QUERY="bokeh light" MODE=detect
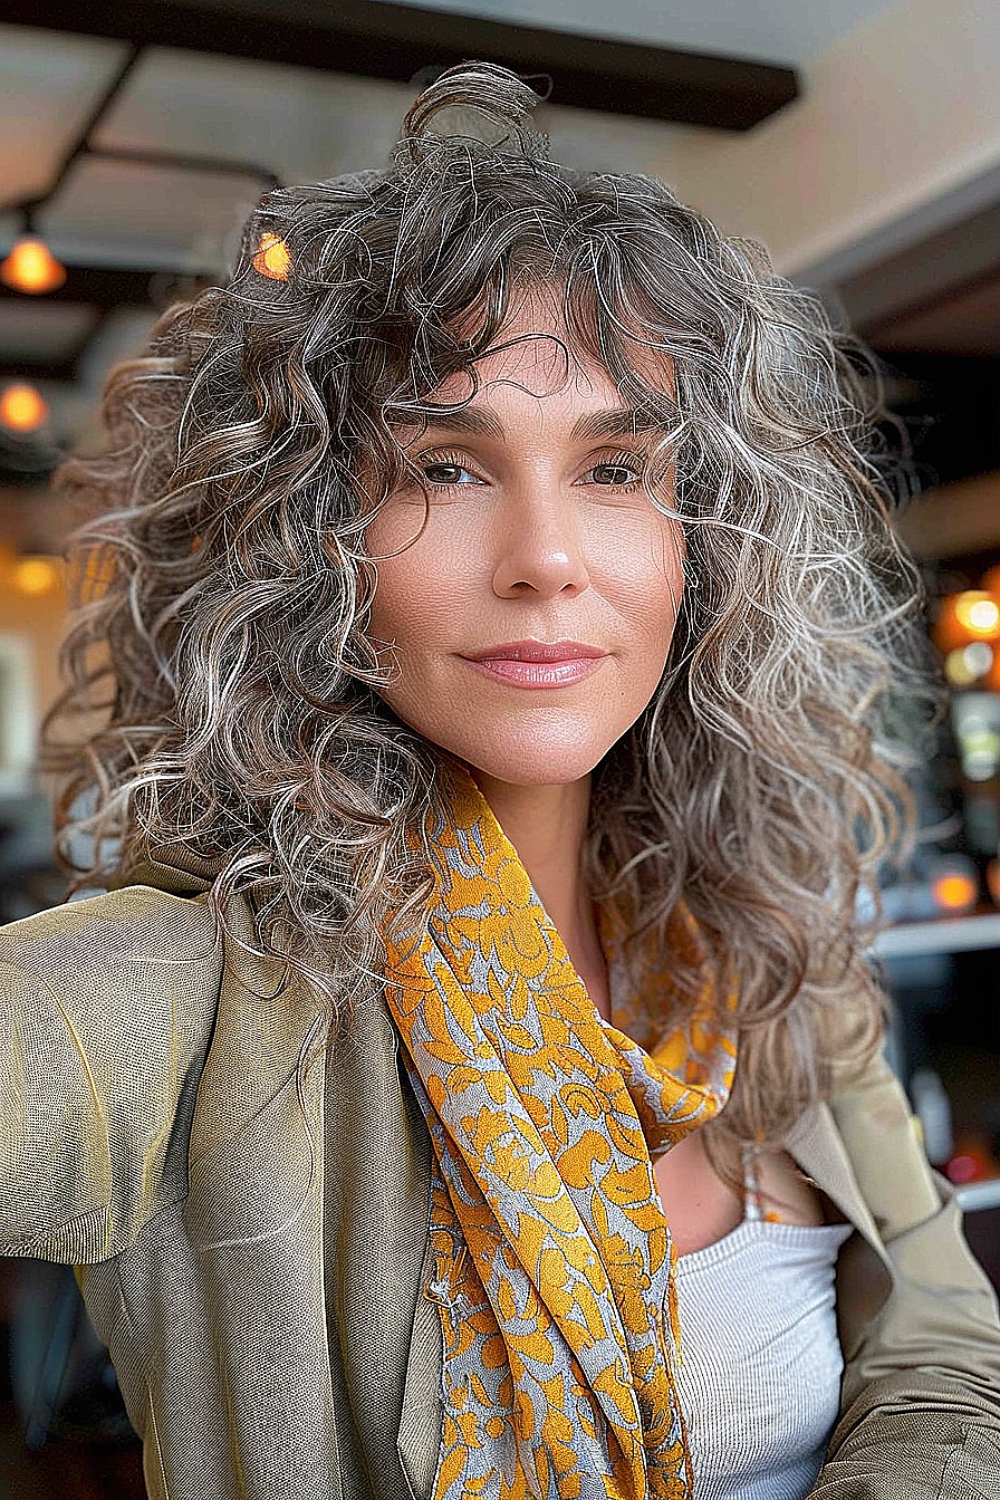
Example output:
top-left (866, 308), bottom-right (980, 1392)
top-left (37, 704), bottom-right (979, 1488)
top-left (935, 590), bottom-right (1000, 653)
top-left (0, 234), bottom-right (67, 293)
top-left (14, 554), bottom-right (62, 595)
top-left (0, 382), bottom-right (48, 432)
top-left (932, 871), bottom-right (979, 912)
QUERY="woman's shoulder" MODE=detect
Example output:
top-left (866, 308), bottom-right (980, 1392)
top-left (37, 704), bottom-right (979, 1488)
top-left (0, 883), bottom-right (221, 1004)
top-left (0, 885), bottom-right (226, 1261)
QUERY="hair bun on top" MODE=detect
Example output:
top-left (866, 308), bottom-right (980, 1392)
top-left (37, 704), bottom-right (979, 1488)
top-left (391, 59), bottom-right (552, 165)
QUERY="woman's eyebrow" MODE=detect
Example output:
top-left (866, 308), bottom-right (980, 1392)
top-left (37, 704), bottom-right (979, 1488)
top-left (413, 405), bottom-right (663, 441)
top-left (571, 407), bottom-right (664, 441)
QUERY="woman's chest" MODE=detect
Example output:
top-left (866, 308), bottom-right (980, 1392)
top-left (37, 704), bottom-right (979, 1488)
top-left (652, 1129), bottom-right (828, 1256)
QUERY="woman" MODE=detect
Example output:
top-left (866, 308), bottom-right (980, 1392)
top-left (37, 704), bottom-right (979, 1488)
top-left (1, 60), bottom-right (998, 1500)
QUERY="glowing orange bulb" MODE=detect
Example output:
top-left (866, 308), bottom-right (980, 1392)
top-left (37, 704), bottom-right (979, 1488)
top-left (935, 591), bottom-right (1000, 652)
top-left (14, 555), bottom-right (61, 595)
top-left (954, 591), bottom-right (1000, 637)
top-left (0, 234), bottom-right (66, 294)
top-left (987, 859), bottom-right (1000, 907)
top-left (932, 872), bottom-right (979, 912)
top-left (252, 232), bottom-right (291, 281)
top-left (0, 382), bottom-right (48, 432)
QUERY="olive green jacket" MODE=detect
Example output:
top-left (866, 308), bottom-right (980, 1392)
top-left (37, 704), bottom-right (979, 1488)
top-left (1, 860), bottom-right (999, 1499)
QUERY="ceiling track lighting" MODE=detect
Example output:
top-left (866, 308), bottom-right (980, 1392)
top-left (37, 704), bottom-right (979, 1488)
top-left (0, 44), bottom-right (281, 297)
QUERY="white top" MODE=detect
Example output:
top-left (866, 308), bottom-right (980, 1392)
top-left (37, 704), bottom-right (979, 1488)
top-left (670, 1155), bottom-right (853, 1500)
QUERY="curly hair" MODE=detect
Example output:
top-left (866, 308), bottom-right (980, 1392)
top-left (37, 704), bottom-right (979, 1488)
top-left (46, 60), bottom-right (935, 1149)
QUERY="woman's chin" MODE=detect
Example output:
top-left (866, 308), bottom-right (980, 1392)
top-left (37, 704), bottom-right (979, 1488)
top-left (378, 694), bottom-right (637, 789)
top-left (450, 739), bottom-right (614, 790)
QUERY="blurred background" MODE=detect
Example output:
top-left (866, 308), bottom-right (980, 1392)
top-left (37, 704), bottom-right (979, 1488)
top-left (0, 1), bottom-right (998, 1494)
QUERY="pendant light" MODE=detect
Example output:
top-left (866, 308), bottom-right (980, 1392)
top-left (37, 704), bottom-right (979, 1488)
top-left (0, 382), bottom-right (49, 432)
top-left (0, 214), bottom-right (66, 294)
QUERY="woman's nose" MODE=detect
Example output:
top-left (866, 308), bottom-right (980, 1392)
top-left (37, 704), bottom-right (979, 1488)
top-left (491, 491), bottom-right (591, 599)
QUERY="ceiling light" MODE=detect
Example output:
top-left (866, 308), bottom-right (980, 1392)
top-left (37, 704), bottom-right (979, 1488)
top-left (0, 382), bottom-right (49, 432)
top-left (253, 232), bottom-right (291, 281)
top-left (0, 233), bottom-right (66, 294)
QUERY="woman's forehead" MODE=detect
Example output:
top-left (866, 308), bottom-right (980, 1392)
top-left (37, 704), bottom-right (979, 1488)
top-left (434, 289), bottom-right (675, 408)
top-left (433, 334), bottom-right (616, 405)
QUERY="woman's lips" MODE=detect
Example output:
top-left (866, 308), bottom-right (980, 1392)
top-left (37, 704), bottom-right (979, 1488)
top-left (461, 640), bottom-right (608, 689)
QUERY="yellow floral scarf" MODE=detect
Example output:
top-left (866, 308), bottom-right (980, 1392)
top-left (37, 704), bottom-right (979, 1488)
top-left (383, 773), bottom-right (737, 1499)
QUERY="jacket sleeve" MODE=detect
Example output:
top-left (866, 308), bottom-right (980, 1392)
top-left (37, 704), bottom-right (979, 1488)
top-left (809, 1052), bottom-right (1000, 1498)
top-left (0, 888), bottom-right (221, 1264)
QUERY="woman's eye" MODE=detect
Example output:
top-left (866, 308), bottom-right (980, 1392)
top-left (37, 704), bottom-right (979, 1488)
top-left (422, 460), bottom-right (479, 486)
top-left (416, 451), bottom-right (647, 490)
top-left (585, 456), bottom-right (645, 489)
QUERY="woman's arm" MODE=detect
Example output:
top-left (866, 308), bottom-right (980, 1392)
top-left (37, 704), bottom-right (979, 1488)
top-left (809, 1054), bottom-right (1000, 1498)
top-left (813, 1186), bottom-right (1000, 1496)
top-left (0, 887), bottom-right (221, 1263)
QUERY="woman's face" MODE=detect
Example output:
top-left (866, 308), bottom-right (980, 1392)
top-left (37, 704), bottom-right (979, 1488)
top-left (365, 288), bottom-right (685, 789)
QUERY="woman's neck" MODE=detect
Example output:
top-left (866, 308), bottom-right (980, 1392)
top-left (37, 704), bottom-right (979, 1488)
top-left (469, 770), bottom-right (611, 1018)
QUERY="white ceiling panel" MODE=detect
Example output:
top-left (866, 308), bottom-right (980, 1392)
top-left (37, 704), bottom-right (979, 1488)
top-left (0, 26), bottom-right (129, 207)
top-left (95, 48), bottom-right (411, 187)
top-left (75, 307), bottom-right (159, 391)
top-left (37, 154), bottom-right (267, 272)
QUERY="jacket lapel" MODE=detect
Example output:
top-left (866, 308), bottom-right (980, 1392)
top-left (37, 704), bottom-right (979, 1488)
top-left (181, 904), bottom-right (345, 1497)
top-left (787, 1099), bottom-right (884, 1251)
top-left (180, 888), bottom-right (436, 1500)
top-left (323, 991), bottom-right (434, 1500)
top-left (786, 1095), bottom-right (894, 1360)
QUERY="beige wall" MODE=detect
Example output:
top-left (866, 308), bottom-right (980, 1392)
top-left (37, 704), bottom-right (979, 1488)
top-left (670, 0), bottom-right (1000, 281)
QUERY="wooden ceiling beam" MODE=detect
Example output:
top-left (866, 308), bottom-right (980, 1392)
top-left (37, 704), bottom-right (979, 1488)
top-left (0, 265), bottom-right (207, 309)
top-left (0, 360), bottom-right (77, 382)
top-left (0, 0), bottom-right (798, 131)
